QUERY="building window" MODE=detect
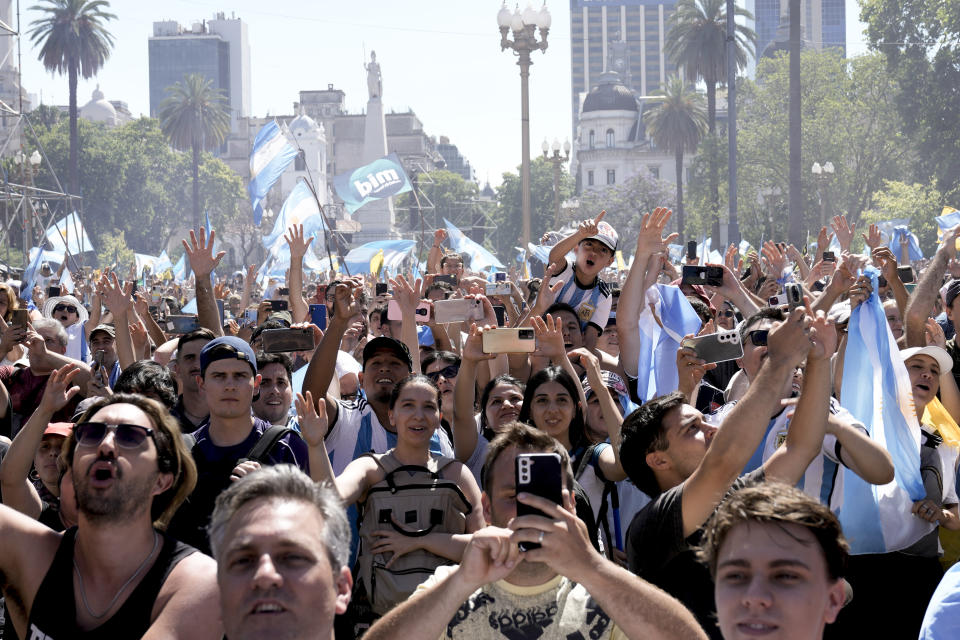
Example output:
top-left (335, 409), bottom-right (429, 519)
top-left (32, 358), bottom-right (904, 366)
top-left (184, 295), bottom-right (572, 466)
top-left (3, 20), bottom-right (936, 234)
top-left (649, 166), bottom-right (660, 179)
top-left (588, 170), bottom-right (594, 186)
top-left (294, 149), bottom-right (306, 171)
top-left (606, 128), bottom-right (615, 147)
top-left (607, 169), bottom-right (615, 185)
top-left (589, 130), bottom-right (595, 149)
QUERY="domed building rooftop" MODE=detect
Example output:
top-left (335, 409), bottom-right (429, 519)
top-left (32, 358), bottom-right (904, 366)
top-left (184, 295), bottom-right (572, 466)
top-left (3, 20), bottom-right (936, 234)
top-left (582, 71), bottom-right (638, 114)
top-left (79, 86), bottom-right (118, 126)
top-left (289, 108), bottom-right (323, 139)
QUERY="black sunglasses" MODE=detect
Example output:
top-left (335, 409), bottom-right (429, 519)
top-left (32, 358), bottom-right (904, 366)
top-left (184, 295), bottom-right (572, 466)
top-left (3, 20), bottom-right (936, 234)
top-left (53, 304), bottom-right (77, 314)
top-left (426, 365), bottom-right (459, 382)
top-left (718, 310), bottom-right (735, 318)
top-left (746, 329), bottom-right (769, 347)
top-left (75, 422), bottom-right (155, 449)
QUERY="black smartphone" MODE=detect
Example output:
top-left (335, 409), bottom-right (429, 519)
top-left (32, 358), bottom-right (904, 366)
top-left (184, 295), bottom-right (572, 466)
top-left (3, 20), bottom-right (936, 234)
top-left (434, 274), bottom-right (458, 286)
top-left (822, 251), bottom-right (836, 262)
top-left (492, 305), bottom-right (506, 327)
top-left (375, 282), bottom-right (388, 296)
top-left (260, 328), bottom-right (316, 353)
top-left (216, 298), bottom-right (225, 326)
top-left (681, 265), bottom-right (724, 287)
top-left (897, 265), bottom-right (915, 283)
top-left (46, 285), bottom-right (61, 298)
top-left (686, 240), bottom-right (697, 261)
top-left (515, 452), bottom-right (563, 551)
top-left (269, 299), bottom-right (289, 312)
top-left (10, 308), bottom-right (28, 330)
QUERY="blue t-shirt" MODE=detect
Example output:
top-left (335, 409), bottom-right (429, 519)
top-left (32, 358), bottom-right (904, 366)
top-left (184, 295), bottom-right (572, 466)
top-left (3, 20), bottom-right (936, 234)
top-left (190, 416), bottom-right (309, 474)
top-left (920, 560), bottom-right (960, 639)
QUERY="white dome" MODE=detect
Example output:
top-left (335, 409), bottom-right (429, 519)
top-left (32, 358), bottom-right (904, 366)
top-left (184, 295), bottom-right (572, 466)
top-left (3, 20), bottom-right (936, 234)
top-left (288, 112), bottom-right (323, 139)
top-left (79, 85), bottom-right (118, 126)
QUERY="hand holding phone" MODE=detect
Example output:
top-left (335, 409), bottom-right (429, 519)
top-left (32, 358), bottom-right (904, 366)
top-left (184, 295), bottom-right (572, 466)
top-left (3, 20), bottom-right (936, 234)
top-left (515, 453), bottom-right (563, 551)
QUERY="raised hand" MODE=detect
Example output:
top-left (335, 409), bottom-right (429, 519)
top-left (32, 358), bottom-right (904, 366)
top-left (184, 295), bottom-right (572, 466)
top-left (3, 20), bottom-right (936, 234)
top-left (848, 275), bottom-right (873, 310)
top-left (389, 274), bottom-right (424, 313)
top-left (331, 280), bottom-right (363, 323)
top-left (831, 215), bottom-right (856, 252)
top-left (38, 364), bottom-right (82, 413)
top-left (182, 228), bottom-right (225, 278)
top-left (284, 223), bottom-right (314, 258)
top-left (577, 210), bottom-right (606, 238)
top-left (940, 224), bottom-right (960, 256)
top-left (676, 338), bottom-right (716, 398)
top-left (533, 262), bottom-right (565, 312)
top-left (925, 317), bottom-right (947, 350)
top-left (761, 241), bottom-right (789, 277)
top-left (532, 313), bottom-right (566, 360)
top-left (296, 391), bottom-right (328, 447)
top-left (871, 246), bottom-right (898, 283)
top-left (766, 305), bottom-right (813, 370)
top-left (462, 323), bottom-right (495, 363)
top-left (817, 226), bottom-right (833, 257)
top-left (635, 207), bottom-right (674, 257)
top-left (863, 223), bottom-right (883, 250)
top-left (806, 309), bottom-right (838, 361)
top-left (724, 244), bottom-right (739, 275)
top-left (433, 228), bottom-right (447, 247)
top-left (100, 272), bottom-right (134, 316)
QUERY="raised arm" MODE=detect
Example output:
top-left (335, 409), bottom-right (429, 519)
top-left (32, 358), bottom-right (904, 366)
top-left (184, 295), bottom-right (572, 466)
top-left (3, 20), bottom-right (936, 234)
top-left (618, 208), bottom-right (675, 378)
top-left (182, 228), bottom-right (225, 337)
top-left (389, 275), bottom-right (424, 374)
top-left (905, 225), bottom-right (959, 347)
top-left (0, 365), bottom-right (80, 519)
top-left (427, 229), bottom-right (446, 274)
top-left (84, 291), bottom-right (102, 341)
top-left (238, 264), bottom-right (255, 312)
top-left (99, 272), bottom-right (137, 371)
top-left (452, 325), bottom-right (494, 463)
top-left (680, 307), bottom-right (811, 537)
top-left (571, 347), bottom-right (627, 482)
top-left (764, 310), bottom-right (835, 484)
top-left (23, 326), bottom-right (92, 390)
top-left (302, 279), bottom-right (363, 421)
top-left (285, 224), bottom-right (312, 323)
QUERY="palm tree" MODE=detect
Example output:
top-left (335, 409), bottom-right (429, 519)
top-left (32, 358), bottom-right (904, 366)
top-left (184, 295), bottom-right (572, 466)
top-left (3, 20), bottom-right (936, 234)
top-left (29, 0), bottom-right (115, 196)
top-left (665, 0), bottom-right (755, 245)
top-left (665, 0), bottom-right (755, 132)
top-left (158, 73), bottom-right (231, 231)
top-left (644, 76), bottom-right (708, 243)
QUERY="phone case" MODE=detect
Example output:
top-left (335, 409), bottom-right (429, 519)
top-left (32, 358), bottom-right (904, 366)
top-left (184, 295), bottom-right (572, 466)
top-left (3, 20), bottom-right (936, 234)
top-left (682, 330), bottom-right (743, 364)
top-left (516, 453), bottom-right (563, 551)
top-left (260, 328), bottom-right (315, 353)
top-left (681, 265), bottom-right (723, 286)
top-left (485, 282), bottom-right (512, 296)
top-left (482, 328), bottom-right (536, 353)
top-left (387, 300), bottom-right (433, 322)
top-left (167, 315), bottom-right (200, 334)
top-left (433, 298), bottom-right (482, 324)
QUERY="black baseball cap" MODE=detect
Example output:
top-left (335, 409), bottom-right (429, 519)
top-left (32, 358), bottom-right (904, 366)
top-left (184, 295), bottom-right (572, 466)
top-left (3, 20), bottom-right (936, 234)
top-left (362, 337), bottom-right (412, 372)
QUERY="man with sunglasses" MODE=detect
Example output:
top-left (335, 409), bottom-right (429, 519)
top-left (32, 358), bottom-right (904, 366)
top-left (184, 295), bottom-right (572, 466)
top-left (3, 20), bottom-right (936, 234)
top-left (167, 336), bottom-right (309, 554)
top-left (619, 305), bottom-right (836, 639)
top-left (0, 393), bottom-right (221, 639)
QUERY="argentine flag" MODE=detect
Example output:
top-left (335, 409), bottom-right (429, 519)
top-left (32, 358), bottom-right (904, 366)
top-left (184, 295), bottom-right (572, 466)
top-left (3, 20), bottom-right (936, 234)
top-left (443, 218), bottom-right (504, 271)
top-left (635, 284), bottom-right (702, 402)
top-left (837, 266), bottom-right (932, 553)
top-left (888, 225), bottom-right (923, 262)
top-left (248, 121), bottom-right (297, 226)
top-left (263, 180), bottom-right (327, 250)
top-left (21, 246), bottom-right (52, 304)
top-left (45, 212), bottom-right (94, 255)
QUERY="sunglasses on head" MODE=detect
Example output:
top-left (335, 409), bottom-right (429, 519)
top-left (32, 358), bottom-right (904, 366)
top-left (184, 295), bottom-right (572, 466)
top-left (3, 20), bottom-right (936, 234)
top-left (54, 304), bottom-right (77, 314)
top-left (426, 365), bottom-right (459, 382)
top-left (746, 329), bottom-right (769, 347)
top-left (75, 422), bottom-right (155, 449)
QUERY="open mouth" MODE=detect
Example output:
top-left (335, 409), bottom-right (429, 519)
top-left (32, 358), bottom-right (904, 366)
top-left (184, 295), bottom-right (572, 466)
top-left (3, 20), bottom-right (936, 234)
top-left (735, 622), bottom-right (778, 635)
top-left (585, 259), bottom-right (595, 268)
top-left (249, 601), bottom-right (287, 616)
top-left (376, 377), bottom-right (394, 385)
top-left (917, 383), bottom-right (931, 392)
top-left (89, 460), bottom-right (117, 488)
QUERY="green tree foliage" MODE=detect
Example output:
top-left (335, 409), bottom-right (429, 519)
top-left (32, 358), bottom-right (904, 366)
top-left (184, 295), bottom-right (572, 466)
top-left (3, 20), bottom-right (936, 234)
top-left (31, 116), bottom-right (244, 264)
top-left (96, 229), bottom-right (133, 271)
top-left (492, 157), bottom-right (575, 258)
top-left (860, 180), bottom-right (943, 255)
top-left (728, 49), bottom-right (911, 246)
top-left (861, 0), bottom-right (960, 193)
top-left (159, 73), bottom-right (231, 231)
top-left (575, 172), bottom-right (677, 248)
top-left (28, 0), bottom-right (115, 194)
top-left (643, 76), bottom-right (708, 242)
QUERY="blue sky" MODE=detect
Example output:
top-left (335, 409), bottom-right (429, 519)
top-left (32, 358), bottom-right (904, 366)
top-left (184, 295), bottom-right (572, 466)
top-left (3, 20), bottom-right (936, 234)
top-left (18, 0), bottom-right (868, 187)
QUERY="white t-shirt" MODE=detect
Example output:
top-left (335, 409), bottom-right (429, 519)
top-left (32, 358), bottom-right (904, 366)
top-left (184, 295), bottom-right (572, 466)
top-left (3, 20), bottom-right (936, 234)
top-left (548, 260), bottom-right (613, 332)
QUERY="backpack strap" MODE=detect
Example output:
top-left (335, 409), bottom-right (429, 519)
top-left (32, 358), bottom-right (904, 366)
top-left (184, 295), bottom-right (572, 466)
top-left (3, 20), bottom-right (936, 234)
top-left (242, 425), bottom-right (295, 464)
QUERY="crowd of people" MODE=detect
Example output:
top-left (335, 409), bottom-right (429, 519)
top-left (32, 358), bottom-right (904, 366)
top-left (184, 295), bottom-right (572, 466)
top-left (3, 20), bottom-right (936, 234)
top-left (0, 209), bottom-right (959, 639)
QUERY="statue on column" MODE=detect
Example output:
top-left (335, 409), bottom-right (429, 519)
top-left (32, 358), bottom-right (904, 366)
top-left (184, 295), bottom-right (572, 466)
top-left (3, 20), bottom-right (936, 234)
top-left (366, 51), bottom-right (382, 99)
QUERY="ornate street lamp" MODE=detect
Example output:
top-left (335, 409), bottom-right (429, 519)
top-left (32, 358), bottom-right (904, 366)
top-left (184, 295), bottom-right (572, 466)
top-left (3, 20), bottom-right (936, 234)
top-left (542, 137), bottom-right (570, 228)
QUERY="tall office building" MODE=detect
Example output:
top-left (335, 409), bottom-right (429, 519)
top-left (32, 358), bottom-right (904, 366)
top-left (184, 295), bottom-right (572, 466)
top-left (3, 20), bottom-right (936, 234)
top-left (569, 0), bottom-right (678, 138)
top-left (755, 0), bottom-right (845, 61)
top-left (148, 12), bottom-right (251, 129)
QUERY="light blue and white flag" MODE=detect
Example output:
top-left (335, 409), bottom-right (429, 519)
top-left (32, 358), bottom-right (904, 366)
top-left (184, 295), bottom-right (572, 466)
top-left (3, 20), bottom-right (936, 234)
top-left (635, 283), bottom-right (702, 402)
top-left (45, 212), bottom-right (94, 255)
top-left (667, 243), bottom-right (684, 263)
top-left (59, 269), bottom-right (75, 294)
top-left (874, 218), bottom-right (910, 245)
top-left (443, 218), bottom-right (504, 271)
top-left (526, 243), bottom-right (554, 265)
top-left (21, 246), bottom-right (45, 305)
top-left (936, 208), bottom-right (960, 236)
top-left (344, 240), bottom-right (416, 275)
top-left (263, 180), bottom-right (327, 250)
top-left (153, 250), bottom-right (172, 276)
top-left (837, 266), bottom-right (931, 554)
top-left (172, 253), bottom-right (188, 282)
top-left (135, 253), bottom-right (157, 276)
top-left (333, 153), bottom-right (412, 214)
top-left (249, 121), bottom-right (298, 226)
top-left (182, 298), bottom-right (198, 314)
top-left (888, 225), bottom-right (923, 262)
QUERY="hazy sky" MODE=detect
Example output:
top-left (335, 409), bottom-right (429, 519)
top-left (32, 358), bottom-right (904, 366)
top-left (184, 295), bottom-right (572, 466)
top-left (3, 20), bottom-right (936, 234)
top-left (16, 0), bottom-right (868, 187)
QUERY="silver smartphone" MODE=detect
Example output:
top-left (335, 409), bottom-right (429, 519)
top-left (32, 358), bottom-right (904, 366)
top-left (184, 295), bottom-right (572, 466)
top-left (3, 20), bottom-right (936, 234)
top-left (433, 298), bottom-right (484, 324)
top-left (482, 328), bottom-right (536, 354)
top-left (681, 330), bottom-right (743, 364)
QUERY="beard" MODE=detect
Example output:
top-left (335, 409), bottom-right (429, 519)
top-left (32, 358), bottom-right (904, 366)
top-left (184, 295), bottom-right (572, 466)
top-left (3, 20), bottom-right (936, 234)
top-left (73, 459), bottom-right (158, 524)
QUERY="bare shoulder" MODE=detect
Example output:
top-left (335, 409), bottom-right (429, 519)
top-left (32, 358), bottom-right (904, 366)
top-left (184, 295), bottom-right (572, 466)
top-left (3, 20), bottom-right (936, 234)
top-left (148, 551), bottom-right (221, 640)
top-left (0, 504), bottom-right (62, 584)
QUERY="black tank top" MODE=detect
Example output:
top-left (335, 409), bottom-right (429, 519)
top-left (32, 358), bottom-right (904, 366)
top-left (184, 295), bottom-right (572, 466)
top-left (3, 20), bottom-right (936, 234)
top-left (24, 527), bottom-right (196, 639)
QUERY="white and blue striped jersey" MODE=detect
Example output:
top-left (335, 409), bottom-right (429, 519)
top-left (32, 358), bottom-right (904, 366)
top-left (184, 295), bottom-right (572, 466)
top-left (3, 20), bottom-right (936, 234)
top-left (707, 397), bottom-right (862, 510)
top-left (324, 396), bottom-right (454, 475)
top-left (549, 260), bottom-right (613, 333)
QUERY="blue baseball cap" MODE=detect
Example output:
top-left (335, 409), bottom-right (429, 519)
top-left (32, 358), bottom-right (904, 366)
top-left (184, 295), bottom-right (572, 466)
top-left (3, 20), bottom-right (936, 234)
top-left (200, 336), bottom-right (258, 376)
